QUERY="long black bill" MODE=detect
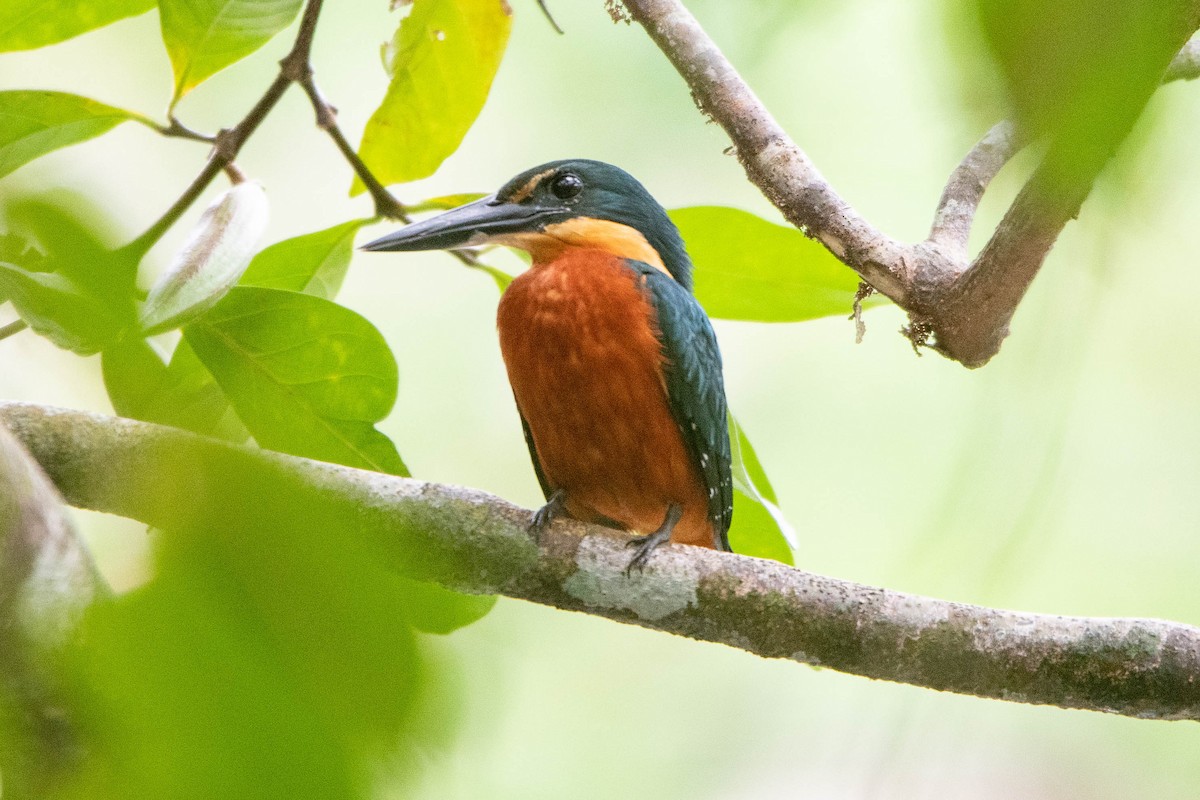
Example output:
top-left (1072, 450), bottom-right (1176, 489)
top-left (361, 195), bottom-right (557, 252)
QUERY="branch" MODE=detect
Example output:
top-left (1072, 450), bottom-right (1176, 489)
top-left (617, 0), bottom-right (1200, 366)
top-left (0, 422), bottom-right (102, 639)
top-left (926, 120), bottom-right (1023, 261)
top-left (0, 419), bottom-right (105, 793)
top-left (922, 35), bottom-right (1199, 267)
top-left (3, 401), bottom-right (1198, 722)
top-left (0, 318), bottom-right (29, 342)
top-left (116, 0), bottom-right (493, 281)
top-left (120, 75), bottom-right (295, 260)
top-left (291, 69), bottom-right (408, 221)
top-left (122, 0), bottom-right (353, 259)
top-left (615, 0), bottom-right (913, 303)
top-left (1166, 31), bottom-right (1200, 81)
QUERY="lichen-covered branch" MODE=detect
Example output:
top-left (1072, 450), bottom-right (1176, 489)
top-left (3, 401), bottom-right (1198, 722)
top-left (0, 424), bottom-right (102, 638)
top-left (0, 420), bottom-right (105, 795)
top-left (1166, 31), bottom-right (1200, 81)
top-left (617, 0), bottom-right (1200, 367)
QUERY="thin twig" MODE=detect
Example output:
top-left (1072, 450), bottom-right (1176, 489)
top-left (927, 36), bottom-right (1200, 267)
top-left (536, 0), bottom-right (565, 34)
top-left (117, 74), bottom-right (291, 261)
top-left (287, 31), bottom-right (507, 279)
top-left (618, 0), bottom-right (1200, 367)
top-left (0, 319), bottom-right (29, 342)
top-left (118, 0), bottom-right (327, 261)
top-left (119, 0), bottom-right (490, 283)
top-left (292, 73), bottom-right (409, 221)
top-left (926, 121), bottom-right (1023, 260)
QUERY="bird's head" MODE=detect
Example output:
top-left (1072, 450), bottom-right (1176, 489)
top-left (362, 159), bottom-right (694, 290)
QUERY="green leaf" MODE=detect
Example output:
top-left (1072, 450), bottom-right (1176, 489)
top-left (101, 337), bottom-right (249, 441)
top-left (67, 484), bottom-right (430, 799)
top-left (184, 287), bottom-right (408, 475)
top-left (140, 181), bottom-right (270, 335)
top-left (0, 261), bottom-right (128, 354)
top-left (72, 560), bottom-right (364, 800)
top-left (241, 219), bottom-right (368, 299)
top-left (1, 193), bottom-right (140, 350)
top-left (471, 261), bottom-right (513, 292)
top-left (109, 222), bottom-right (367, 443)
top-left (103, 337), bottom-right (179, 420)
top-left (406, 192), bottom-right (488, 214)
top-left (0, 232), bottom-right (41, 304)
top-left (0, 91), bottom-right (148, 180)
top-left (396, 579), bottom-right (497, 635)
top-left (0, 0), bottom-right (155, 52)
top-left (727, 414), bottom-right (794, 565)
top-left (354, 0), bottom-right (512, 192)
top-left (158, 340), bottom-right (251, 440)
top-left (670, 206), bottom-right (886, 323)
top-left (976, 0), bottom-right (1192, 189)
top-left (0, 232), bottom-right (40, 269)
top-left (5, 196), bottom-right (138, 308)
top-left (158, 0), bottom-right (303, 104)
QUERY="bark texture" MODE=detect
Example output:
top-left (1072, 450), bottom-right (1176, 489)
top-left (0, 420), bottom-right (104, 795)
top-left (617, 0), bottom-right (1200, 366)
top-left (3, 401), bottom-right (1198, 722)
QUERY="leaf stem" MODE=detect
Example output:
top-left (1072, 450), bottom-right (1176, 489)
top-left (150, 116), bottom-right (218, 143)
top-left (0, 319), bottom-right (29, 342)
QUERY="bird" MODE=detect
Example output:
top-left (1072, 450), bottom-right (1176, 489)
top-left (363, 160), bottom-right (732, 572)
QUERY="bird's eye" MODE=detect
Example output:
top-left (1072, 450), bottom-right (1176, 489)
top-left (550, 173), bottom-right (583, 200)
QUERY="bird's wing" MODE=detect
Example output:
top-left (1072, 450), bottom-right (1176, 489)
top-left (517, 403), bottom-right (553, 500)
top-left (626, 260), bottom-right (733, 551)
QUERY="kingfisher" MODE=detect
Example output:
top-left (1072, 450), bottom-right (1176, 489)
top-left (363, 160), bottom-right (732, 571)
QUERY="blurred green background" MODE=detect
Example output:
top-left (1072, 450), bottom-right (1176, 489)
top-left (3, 0), bottom-right (1200, 797)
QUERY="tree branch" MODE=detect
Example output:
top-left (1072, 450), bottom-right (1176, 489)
top-left (1166, 31), bottom-right (1200, 81)
top-left (3, 400), bottom-right (1198, 722)
top-left (122, 0), bottom-right (372, 260)
top-left (0, 422), bottom-right (102, 639)
top-left (0, 318), bottom-right (29, 342)
top-left (926, 120), bottom-right (1023, 261)
top-left (291, 69), bottom-right (409, 221)
top-left (116, 0), bottom-right (496, 282)
top-left (615, 0), bottom-right (913, 303)
top-left (0, 419), bottom-right (105, 794)
top-left (617, 0), bottom-right (1200, 366)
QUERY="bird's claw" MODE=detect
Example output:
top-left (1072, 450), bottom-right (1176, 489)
top-left (529, 489), bottom-right (566, 539)
top-left (622, 504), bottom-right (682, 576)
top-left (624, 538), bottom-right (655, 576)
top-left (623, 530), bottom-right (671, 577)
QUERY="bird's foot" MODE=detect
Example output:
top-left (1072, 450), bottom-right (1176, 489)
top-left (624, 504), bottom-right (683, 576)
top-left (529, 489), bottom-right (567, 539)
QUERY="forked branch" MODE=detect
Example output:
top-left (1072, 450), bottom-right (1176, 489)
top-left (617, 0), bottom-right (1200, 366)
